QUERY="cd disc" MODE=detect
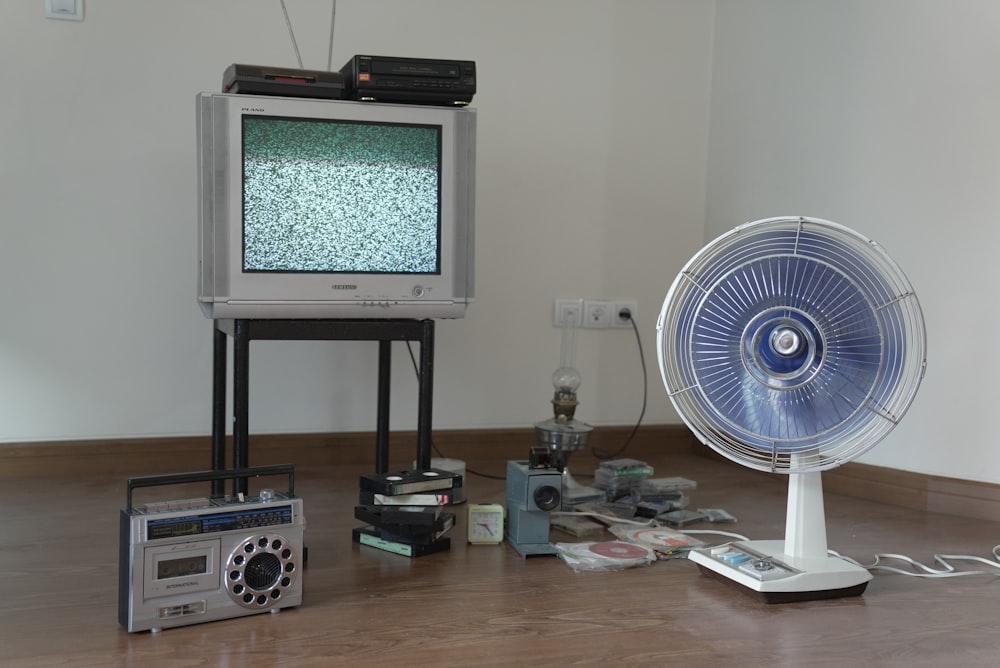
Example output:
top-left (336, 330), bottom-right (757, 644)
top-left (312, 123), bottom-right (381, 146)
top-left (589, 541), bottom-right (652, 560)
top-left (628, 528), bottom-right (694, 549)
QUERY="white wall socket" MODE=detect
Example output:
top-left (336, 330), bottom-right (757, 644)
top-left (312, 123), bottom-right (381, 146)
top-left (553, 298), bottom-right (583, 327)
top-left (554, 298), bottom-right (637, 329)
top-left (582, 300), bottom-right (612, 328)
top-left (611, 300), bottom-right (638, 328)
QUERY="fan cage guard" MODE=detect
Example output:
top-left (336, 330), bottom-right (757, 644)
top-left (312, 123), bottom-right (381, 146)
top-left (657, 216), bottom-right (926, 473)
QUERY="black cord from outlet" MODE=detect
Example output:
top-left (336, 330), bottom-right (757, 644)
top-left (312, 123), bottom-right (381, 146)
top-left (591, 312), bottom-right (647, 460)
top-left (402, 308), bottom-right (647, 476)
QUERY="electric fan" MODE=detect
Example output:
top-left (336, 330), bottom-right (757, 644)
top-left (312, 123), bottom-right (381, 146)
top-left (656, 216), bottom-right (926, 602)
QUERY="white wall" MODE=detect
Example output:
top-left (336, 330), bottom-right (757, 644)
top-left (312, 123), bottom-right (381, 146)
top-left (707, 0), bottom-right (1000, 482)
top-left (0, 2), bottom-right (713, 441)
top-left (10, 1), bottom-right (991, 486)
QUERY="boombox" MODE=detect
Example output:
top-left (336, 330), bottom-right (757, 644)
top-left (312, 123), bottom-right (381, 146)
top-left (118, 466), bottom-right (305, 633)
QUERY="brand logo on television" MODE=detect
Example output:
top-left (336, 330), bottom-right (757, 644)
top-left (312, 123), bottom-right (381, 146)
top-left (241, 107), bottom-right (265, 112)
top-left (331, 284), bottom-right (358, 290)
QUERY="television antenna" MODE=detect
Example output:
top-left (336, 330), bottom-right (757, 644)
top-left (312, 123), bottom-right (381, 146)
top-left (279, 0), bottom-right (338, 71)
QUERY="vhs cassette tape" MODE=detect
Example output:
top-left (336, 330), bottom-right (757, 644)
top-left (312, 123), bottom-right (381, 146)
top-left (354, 505), bottom-right (455, 542)
top-left (358, 490), bottom-right (458, 506)
top-left (379, 516), bottom-right (454, 546)
top-left (118, 466), bottom-right (305, 633)
top-left (354, 504), bottom-right (442, 528)
top-left (359, 468), bottom-right (462, 496)
top-left (352, 525), bottom-right (451, 557)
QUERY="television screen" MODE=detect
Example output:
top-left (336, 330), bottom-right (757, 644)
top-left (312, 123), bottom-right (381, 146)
top-left (242, 117), bottom-right (442, 274)
top-left (196, 92), bottom-right (476, 320)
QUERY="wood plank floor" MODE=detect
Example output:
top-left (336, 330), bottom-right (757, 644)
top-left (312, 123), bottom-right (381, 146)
top-left (3, 450), bottom-right (1000, 667)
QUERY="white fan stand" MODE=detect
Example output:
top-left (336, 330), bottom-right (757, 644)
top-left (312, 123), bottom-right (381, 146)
top-left (687, 469), bottom-right (871, 602)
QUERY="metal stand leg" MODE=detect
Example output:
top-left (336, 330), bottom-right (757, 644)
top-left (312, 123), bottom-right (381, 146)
top-left (416, 320), bottom-right (435, 470)
top-left (232, 319), bottom-right (250, 495)
top-left (211, 328), bottom-right (227, 497)
top-left (376, 340), bottom-right (391, 474)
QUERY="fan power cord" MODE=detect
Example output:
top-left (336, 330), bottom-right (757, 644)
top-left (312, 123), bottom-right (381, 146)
top-left (666, 533), bottom-right (1000, 576)
top-left (680, 529), bottom-right (750, 543)
top-left (550, 511), bottom-right (654, 527)
top-left (829, 545), bottom-right (1000, 578)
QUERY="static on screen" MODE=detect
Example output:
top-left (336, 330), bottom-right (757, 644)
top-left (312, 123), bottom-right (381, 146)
top-left (242, 116), bottom-right (442, 274)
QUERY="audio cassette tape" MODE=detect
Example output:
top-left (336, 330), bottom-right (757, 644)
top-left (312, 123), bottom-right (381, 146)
top-left (118, 466), bottom-right (305, 633)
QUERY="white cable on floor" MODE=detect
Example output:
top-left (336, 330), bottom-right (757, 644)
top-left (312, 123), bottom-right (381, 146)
top-left (830, 545), bottom-right (1000, 578)
top-left (550, 511), bottom-right (654, 527)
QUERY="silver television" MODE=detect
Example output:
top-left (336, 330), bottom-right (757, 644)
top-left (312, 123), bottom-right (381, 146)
top-left (196, 92), bottom-right (476, 319)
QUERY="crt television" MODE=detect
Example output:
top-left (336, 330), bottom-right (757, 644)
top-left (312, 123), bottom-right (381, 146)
top-left (196, 92), bottom-right (476, 319)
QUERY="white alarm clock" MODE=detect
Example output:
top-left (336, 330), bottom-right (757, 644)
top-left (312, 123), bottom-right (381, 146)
top-left (467, 503), bottom-right (505, 544)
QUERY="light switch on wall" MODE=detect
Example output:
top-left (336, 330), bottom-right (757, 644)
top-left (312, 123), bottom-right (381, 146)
top-left (45, 0), bottom-right (84, 21)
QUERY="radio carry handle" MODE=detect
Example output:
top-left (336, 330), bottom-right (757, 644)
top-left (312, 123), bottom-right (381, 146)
top-left (125, 464), bottom-right (295, 513)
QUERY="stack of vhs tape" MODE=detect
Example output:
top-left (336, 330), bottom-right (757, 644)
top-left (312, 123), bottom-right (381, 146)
top-left (353, 468), bottom-right (463, 557)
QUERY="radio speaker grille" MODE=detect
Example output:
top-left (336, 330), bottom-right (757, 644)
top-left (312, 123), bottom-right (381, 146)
top-left (226, 533), bottom-right (298, 609)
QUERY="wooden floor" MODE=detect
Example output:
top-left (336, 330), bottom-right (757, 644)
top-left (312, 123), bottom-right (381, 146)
top-left (3, 450), bottom-right (1000, 667)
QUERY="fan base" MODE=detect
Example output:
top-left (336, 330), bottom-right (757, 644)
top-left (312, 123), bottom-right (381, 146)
top-left (687, 539), bottom-right (871, 604)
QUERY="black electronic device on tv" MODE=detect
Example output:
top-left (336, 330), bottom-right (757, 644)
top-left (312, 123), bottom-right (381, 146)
top-left (222, 63), bottom-right (345, 99)
top-left (340, 55), bottom-right (476, 106)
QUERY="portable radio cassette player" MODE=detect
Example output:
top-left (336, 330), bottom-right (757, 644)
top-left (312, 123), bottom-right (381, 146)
top-left (118, 466), bottom-right (304, 633)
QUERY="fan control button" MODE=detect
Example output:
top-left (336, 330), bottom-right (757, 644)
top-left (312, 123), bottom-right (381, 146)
top-left (723, 551), bottom-right (751, 565)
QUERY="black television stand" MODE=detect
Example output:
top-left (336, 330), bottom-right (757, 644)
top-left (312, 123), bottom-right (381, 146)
top-left (211, 318), bottom-right (436, 495)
